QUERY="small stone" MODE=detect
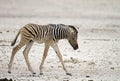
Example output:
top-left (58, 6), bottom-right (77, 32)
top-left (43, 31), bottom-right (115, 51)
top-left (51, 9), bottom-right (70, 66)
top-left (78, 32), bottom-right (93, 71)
top-left (8, 71), bottom-right (11, 74)
top-left (6, 30), bottom-right (9, 32)
top-left (86, 75), bottom-right (90, 78)
top-left (66, 73), bottom-right (72, 76)
top-left (110, 67), bottom-right (114, 70)
top-left (88, 80), bottom-right (93, 81)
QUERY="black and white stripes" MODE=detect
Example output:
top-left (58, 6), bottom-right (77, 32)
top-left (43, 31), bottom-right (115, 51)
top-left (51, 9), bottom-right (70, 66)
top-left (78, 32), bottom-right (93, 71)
top-left (22, 23), bottom-right (69, 41)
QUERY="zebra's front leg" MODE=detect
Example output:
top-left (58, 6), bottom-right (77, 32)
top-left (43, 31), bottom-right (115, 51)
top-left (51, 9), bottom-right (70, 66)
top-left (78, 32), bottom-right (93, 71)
top-left (39, 44), bottom-right (50, 75)
top-left (23, 40), bottom-right (35, 74)
top-left (52, 43), bottom-right (72, 76)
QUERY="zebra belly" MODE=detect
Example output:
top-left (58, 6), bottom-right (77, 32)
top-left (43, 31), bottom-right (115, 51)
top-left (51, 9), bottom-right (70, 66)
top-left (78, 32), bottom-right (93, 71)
top-left (34, 38), bottom-right (52, 44)
top-left (35, 39), bottom-right (45, 44)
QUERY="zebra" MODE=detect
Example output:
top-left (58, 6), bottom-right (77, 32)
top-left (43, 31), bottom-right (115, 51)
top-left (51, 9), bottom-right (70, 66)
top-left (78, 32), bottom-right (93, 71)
top-left (8, 23), bottom-right (78, 76)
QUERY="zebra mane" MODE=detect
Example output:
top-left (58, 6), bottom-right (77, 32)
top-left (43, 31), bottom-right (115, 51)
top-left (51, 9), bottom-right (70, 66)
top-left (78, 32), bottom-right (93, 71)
top-left (48, 24), bottom-right (65, 26)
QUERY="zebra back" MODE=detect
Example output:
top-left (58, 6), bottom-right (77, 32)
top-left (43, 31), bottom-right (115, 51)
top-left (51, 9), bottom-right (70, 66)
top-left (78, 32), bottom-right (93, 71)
top-left (21, 23), bottom-right (69, 42)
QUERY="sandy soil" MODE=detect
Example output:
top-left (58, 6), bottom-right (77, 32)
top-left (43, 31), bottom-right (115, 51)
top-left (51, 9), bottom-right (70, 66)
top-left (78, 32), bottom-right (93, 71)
top-left (0, 0), bottom-right (120, 81)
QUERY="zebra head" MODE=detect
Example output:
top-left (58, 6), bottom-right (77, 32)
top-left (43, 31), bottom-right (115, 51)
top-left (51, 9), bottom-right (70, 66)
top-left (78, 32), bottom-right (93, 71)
top-left (68, 25), bottom-right (78, 50)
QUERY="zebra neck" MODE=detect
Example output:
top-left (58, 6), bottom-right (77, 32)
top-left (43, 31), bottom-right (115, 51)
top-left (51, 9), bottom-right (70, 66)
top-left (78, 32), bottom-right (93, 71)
top-left (53, 28), bottom-right (69, 40)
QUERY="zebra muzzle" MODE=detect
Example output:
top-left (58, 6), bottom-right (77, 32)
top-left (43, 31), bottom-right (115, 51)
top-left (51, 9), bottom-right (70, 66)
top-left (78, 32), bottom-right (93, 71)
top-left (73, 45), bottom-right (78, 50)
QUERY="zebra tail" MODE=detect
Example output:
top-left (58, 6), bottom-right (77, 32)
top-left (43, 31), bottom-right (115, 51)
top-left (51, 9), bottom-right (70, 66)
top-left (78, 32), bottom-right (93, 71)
top-left (11, 30), bottom-right (20, 46)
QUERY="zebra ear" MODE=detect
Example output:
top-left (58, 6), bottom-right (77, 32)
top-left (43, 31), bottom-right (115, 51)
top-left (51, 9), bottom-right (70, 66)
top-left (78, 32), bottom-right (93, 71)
top-left (69, 25), bottom-right (78, 33)
top-left (69, 25), bottom-right (76, 33)
top-left (69, 27), bottom-right (74, 33)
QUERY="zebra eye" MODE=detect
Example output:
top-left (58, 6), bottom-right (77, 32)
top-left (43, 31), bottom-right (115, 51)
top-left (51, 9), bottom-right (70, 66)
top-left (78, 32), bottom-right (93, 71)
top-left (72, 38), bottom-right (75, 40)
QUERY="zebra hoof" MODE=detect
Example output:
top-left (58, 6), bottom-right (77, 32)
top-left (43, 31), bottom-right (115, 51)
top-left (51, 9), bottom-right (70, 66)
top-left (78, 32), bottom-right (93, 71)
top-left (32, 73), bottom-right (36, 77)
top-left (40, 73), bottom-right (43, 75)
top-left (32, 72), bottom-right (36, 74)
top-left (8, 71), bottom-right (11, 74)
top-left (66, 73), bottom-right (72, 76)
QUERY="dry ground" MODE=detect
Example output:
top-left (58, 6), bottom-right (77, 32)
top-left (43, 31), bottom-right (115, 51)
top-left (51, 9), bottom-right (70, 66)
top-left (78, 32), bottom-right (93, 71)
top-left (0, 0), bottom-right (120, 81)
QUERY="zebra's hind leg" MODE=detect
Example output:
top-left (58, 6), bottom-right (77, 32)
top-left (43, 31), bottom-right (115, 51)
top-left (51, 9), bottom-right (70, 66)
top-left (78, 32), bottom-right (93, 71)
top-left (39, 43), bottom-right (50, 75)
top-left (8, 39), bottom-right (27, 73)
top-left (51, 43), bottom-right (72, 76)
top-left (23, 40), bottom-right (35, 74)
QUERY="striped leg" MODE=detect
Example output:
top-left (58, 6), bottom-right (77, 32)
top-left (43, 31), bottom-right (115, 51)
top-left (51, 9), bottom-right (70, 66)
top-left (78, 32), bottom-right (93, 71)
top-left (39, 43), bottom-right (50, 75)
top-left (52, 43), bottom-right (72, 76)
top-left (23, 40), bottom-right (35, 74)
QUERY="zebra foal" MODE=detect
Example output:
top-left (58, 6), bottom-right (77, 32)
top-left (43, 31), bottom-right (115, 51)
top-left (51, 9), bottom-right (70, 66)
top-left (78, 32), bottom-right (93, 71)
top-left (8, 23), bottom-right (78, 76)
